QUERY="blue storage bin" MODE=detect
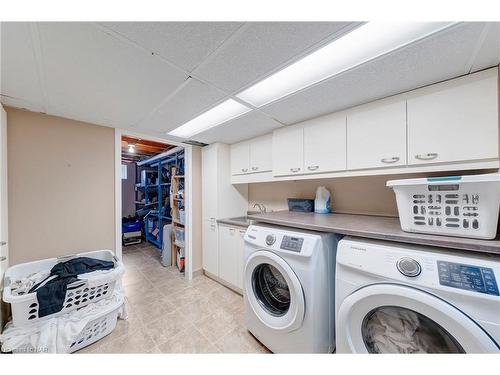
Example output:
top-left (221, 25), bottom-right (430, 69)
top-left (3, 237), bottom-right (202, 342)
top-left (122, 220), bottom-right (142, 233)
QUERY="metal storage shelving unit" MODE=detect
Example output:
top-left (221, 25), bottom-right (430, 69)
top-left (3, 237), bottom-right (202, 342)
top-left (171, 167), bottom-right (185, 272)
top-left (135, 148), bottom-right (184, 250)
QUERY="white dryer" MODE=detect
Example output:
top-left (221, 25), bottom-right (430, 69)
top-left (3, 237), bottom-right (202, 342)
top-left (336, 237), bottom-right (500, 353)
top-left (244, 224), bottom-right (341, 353)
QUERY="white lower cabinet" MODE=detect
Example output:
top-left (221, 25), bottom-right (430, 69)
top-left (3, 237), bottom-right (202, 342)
top-left (236, 228), bottom-right (246, 290)
top-left (218, 224), bottom-right (246, 292)
top-left (202, 218), bottom-right (219, 276)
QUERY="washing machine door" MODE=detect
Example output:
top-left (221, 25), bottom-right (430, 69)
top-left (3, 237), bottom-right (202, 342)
top-left (337, 283), bottom-right (499, 353)
top-left (245, 250), bottom-right (305, 333)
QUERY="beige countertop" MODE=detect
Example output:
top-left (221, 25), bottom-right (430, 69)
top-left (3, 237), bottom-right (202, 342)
top-left (247, 211), bottom-right (500, 256)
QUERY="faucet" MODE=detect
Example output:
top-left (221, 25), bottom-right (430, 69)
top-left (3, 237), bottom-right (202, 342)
top-left (253, 203), bottom-right (267, 214)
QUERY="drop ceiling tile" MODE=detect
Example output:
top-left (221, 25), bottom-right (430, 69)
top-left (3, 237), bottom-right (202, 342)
top-left (138, 77), bottom-right (227, 132)
top-left (192, 110), bottom-right (283, 144)
top-left (1, 22), bottom-right (45, 109)
top-left (262, 23), bottom-right (487, 125)
top-left (38, 22), bottom-right (188, 128)
top-left (471, 22), bottom-right (500, 72)
top-left (100, 22), bottom-right (243, 72)
top-left (194, 22), bottom-right (356, 94)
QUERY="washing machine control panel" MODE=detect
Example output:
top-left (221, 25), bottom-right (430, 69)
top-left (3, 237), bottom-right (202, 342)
top-left (280, 235), bottom-right (304, 252)
top-left (438, 261), bottom-right (499, 296)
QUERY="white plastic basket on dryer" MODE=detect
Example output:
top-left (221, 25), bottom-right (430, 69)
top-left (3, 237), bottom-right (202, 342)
top-left (387, 173), bottom-right (500, 239)
top-left (3, 250), bottom-right (124, 327)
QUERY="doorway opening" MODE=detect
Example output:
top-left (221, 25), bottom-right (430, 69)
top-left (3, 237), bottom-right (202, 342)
top-left (120, 135), bottom-right (186, 274)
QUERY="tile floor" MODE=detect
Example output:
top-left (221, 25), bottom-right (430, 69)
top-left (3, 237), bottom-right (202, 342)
top-left (77, 242), bottom-right (270, 353)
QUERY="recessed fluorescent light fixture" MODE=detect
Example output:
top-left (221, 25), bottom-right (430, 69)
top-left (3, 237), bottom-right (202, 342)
top-left (168, 99), bottom-right (251, 138)
top-left (236, 22), bottom-right (456, 107)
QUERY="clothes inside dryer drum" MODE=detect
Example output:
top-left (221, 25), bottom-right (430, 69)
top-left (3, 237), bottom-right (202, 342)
top-left (362, 306), bottom-right (465, 353)
top-left (252, 264), bottom-right (290, 317)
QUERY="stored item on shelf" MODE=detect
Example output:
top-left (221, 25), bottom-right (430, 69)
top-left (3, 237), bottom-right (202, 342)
top-left (287, 198), bottom-right (315, 213)
top-left (176, 248), bottom-right (185, 272)
top-left (387, 173), bottom-right (500, 239)
top-left (174, 227), bottom-right (185, 245)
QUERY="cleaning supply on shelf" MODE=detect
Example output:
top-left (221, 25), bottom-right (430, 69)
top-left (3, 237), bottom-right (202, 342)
top-left (314, 186), bottom-right (331, 214)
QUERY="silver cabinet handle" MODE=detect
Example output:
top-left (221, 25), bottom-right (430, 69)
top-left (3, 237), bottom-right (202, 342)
top-left (415, 153), bottom-right (438, 160)
top-left (290, 167), bottom-right (301, 173)
top-left (1, 256), bottom-right (7, 262)
top-left (0, 241), bottom-right (6, 246)
top-left (251, 166), bottom-right (258, 171)
top-left (381, 157), bottom-right (400, 164)
top-left (241, 168), bottom-right (248, 172)
top-left (307, 165), bottom-right (319, 171)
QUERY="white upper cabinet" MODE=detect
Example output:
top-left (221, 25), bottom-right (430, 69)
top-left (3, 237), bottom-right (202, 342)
top-left (407, 68), bottom-right (499, 165)
top-left (303, 113), bottom-right (347, 174)
top-left (231, 134), bottom-right (272, 175)
top-left (272, 125), bottom-right (304, 176)
top-left (249, 134), bottom-right (273, 173)
top-left (347, 99), bottom-right (407, 170)
top-left (230, 141), bottom-right (250, 175)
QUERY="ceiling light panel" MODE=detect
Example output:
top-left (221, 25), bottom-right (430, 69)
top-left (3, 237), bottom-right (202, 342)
top-left (236, 22), bottom-right (456, 107)
top-left (168, 99), bottom-right (251, 138)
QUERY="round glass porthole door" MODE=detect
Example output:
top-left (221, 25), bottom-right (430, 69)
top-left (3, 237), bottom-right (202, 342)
top-left (336, 284), bottom-right (500, 353)
top-left (252, 263), bottom-right (290, 317)
top-left (362, 306), bottom-right (465, 353)
top-left (245, 250), bottom-right (305, 332)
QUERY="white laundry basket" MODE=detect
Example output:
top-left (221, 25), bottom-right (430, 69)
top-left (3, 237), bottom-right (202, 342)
top-left (3, 250), bottom-right (124, 327)
top-left (68, 299), bottom-right (123, 353)
top-left (387, 173), bottom-right (500, 239)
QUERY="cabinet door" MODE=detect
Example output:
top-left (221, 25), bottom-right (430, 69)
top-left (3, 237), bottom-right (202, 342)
top-left (272, 125), bottom-right (304, 176)
top-left (408, 70), bottom-right (499, 165)
top-left (202, 219), bottom-right (219, 276)
top-left (230, 141), bottom-right (250, 175)
top-left (249, 134), bottom-right (272, 173)
top-left (236, 228), bottom-right (246, 290)
top-left (202, 146), bottom-right (218, 220)
top-left (218, 225), bottom-right (237, 286)
top-left (347, 100), bottom-right (407, 170)
top-left (303, 113), bottom-right (346, 174)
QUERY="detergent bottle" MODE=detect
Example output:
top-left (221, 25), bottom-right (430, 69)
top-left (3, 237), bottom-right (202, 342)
top-left (314, 186), bottom-right (331, 214)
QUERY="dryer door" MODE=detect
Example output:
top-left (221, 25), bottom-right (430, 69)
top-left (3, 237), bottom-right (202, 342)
top-left (245, 250), bottom-right (305, 333)
top-left (337, 283), bottom-right (499, 353)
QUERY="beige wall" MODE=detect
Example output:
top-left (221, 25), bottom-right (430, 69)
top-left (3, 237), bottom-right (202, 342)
top-left (6, 108), bottom-right (115, 265)
top-left (248, 170), bottom-right (496, 217)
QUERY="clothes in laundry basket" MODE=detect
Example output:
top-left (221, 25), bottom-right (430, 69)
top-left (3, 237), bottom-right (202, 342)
top-left (0, 290), bottom-right (127, 353)
top-left (10, 270), bottom-right (51, 296)
top-left (29, 257), bottom-right (115, 318)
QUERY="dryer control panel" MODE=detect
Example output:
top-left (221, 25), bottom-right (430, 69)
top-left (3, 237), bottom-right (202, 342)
top-left (438, 261), bottom-right (499, 296)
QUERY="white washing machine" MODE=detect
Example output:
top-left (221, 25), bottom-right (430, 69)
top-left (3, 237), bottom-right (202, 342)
top-left (243, 224), bottom-right (341, 353)
top-left (336, 237), bottom-right (500, 353)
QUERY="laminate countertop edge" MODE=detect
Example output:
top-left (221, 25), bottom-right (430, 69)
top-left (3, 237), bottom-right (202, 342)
top-left (247, 211), bottom-right (500, 256)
